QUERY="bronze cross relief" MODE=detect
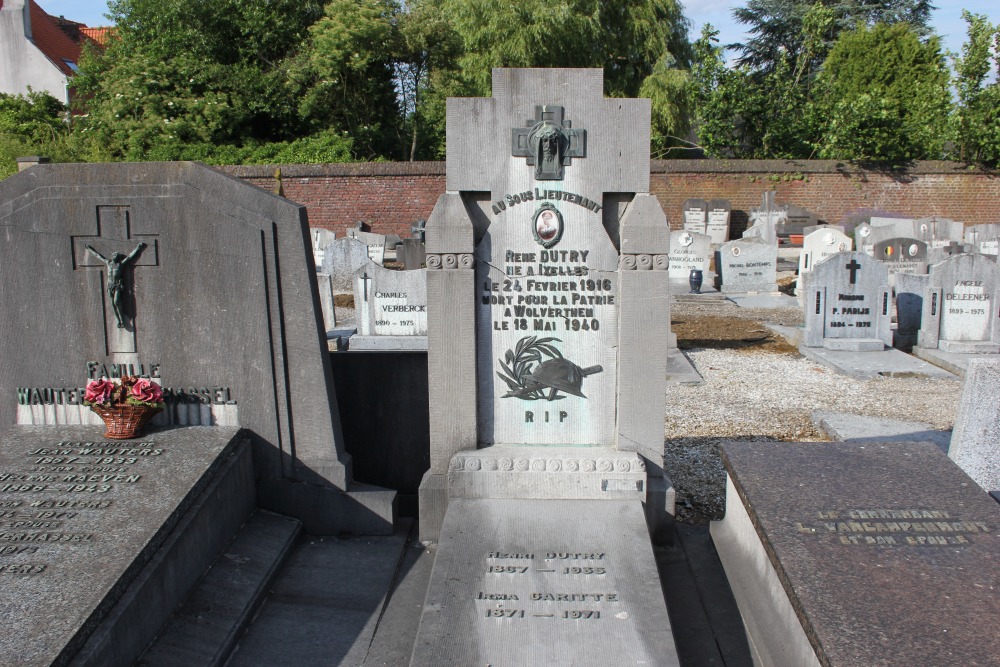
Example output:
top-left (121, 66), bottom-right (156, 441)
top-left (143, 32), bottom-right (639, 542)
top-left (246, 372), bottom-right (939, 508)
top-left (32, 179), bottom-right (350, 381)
top-left (511, 105), bottom-right (587, 181)
top-left (72, 206), bottom-right (159, 355)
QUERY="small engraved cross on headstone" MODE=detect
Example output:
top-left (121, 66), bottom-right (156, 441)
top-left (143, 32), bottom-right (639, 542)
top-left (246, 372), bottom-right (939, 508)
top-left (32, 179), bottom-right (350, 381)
top-left (360, 271), bottom-right (372, 301)
top-left (941, 241), bottom-right (966, 256)
top-left (845, 258), bottom-right (862, 285)
top-left (511, 105), bottom-right (587, 180)
top-left (72, 206), bottom-right (159, 355)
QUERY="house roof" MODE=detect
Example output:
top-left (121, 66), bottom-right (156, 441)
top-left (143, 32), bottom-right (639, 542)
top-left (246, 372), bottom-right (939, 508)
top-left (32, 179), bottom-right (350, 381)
top-left (80, 26), bottom-right (112, 47)
top-left (0, 0), bottom-right (108, 76)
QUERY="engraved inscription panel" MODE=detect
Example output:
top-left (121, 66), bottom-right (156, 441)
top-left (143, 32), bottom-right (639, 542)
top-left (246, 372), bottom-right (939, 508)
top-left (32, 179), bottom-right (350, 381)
top-left (0, 427), bottom-right (239, 666)
top-left (794, 509), bottom-right (991, 547)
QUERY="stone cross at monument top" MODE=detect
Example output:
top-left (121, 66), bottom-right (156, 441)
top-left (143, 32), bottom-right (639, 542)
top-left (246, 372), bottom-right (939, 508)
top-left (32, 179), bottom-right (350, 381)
top-left (422, 69), bottom-right (673, 541)
top-left (445, 68), bottom-right (650, 194)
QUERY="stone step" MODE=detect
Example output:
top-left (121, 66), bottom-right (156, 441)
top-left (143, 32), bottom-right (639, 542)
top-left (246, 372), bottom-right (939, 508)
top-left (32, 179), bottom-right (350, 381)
top-left (137, 510), bottom-right (302, 667)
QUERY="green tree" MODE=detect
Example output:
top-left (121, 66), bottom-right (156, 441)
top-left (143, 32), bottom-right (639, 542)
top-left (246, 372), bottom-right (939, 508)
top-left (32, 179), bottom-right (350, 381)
top-left (950, 11), bottom-right (1000, 166)
top-left (732, 0), bottom-right (934, 71)
top-left (287, 0), bottom-right (402, 159)
top-left (395, 0), bottom-right (462, 160)
top-left (814, 22), bottom-right (950, 161)
top-left (690, 19), bottom-right (823, 159)
top-left (417, 0), bottom-right (692, 157)
top-left (0, 91), bottom-right (74, 178)
top-left (71, 0), bottom-right (345, 161)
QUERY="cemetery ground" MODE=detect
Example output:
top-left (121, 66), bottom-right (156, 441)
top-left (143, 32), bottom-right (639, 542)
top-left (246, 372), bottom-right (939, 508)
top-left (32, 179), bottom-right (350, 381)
top-left (665, 294), bottom-right (961, 524)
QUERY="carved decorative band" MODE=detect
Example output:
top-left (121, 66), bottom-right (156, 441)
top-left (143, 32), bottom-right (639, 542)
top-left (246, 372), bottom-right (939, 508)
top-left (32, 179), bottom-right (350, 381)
top-left (426, 253), bottom-right (474, 270)
top-left (619, 254), bottom-right (668, 271)
top-left (451, 455), bottom-right (645, 473)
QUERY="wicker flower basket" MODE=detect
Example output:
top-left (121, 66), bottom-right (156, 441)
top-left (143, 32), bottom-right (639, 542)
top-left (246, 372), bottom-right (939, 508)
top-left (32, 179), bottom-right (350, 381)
top-left (89, 404), bottom-right (163, 439)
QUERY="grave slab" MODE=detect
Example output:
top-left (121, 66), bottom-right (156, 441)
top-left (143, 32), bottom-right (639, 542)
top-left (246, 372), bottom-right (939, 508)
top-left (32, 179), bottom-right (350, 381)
top-left (796, 345), bottom-right (957, 380)
top-left (138, 509), bottom-right (301, 666)
top-left (0, 426), bottom-right (251, 667)
top-left (411, 498), bottom-right (679, 666)
top-left (712, 440), bottom-right (1000, 667)
top-left (666, 348), bottom-right (704, 385)
top-left (811, 410), bottom-right (951, 451)
top-left (726, 294), bottom-right (797, 309)
top-left (911, 345), bottom-right (998, 377)
top-left (349, 335), bottom-right (428, 351)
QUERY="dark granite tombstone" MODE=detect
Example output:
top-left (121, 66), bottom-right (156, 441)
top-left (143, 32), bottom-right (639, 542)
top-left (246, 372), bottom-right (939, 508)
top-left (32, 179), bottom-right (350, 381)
top-left (0, 162), bottom-right (394, 664)
top-left (873, 237), bottom-right (929, 276)
top-left (712, 440), bottom-right (1000, 667)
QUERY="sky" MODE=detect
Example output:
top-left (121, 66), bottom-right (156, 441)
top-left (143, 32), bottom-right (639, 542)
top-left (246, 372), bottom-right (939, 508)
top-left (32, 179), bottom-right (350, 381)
top-left (36, 0), bottom-right (999, 60)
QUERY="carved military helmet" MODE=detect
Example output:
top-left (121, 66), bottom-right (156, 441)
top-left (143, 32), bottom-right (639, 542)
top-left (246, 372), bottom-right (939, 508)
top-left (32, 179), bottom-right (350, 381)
top-left (524, 358), bottom-right (603, 400)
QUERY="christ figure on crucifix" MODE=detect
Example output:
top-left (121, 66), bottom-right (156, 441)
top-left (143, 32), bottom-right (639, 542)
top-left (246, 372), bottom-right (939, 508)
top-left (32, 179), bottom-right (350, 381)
top-left (85, 242), bottom-right (146, 328)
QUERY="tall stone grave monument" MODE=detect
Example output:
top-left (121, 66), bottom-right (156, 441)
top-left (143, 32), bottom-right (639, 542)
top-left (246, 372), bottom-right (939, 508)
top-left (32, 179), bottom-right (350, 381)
top-left (917, 253), bottom-right (1000, 353)
top-left (682, 198), bottom-right (708, 234)
top-left (802, 251), bottom-right (892, 350)
top-left (0, 162), bottom-right (394, 665)
top-left (414, 69), bottom-right (678, 666)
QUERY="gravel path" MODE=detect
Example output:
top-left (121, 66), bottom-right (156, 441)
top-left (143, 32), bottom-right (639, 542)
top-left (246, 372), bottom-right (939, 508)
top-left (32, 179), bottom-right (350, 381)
top-left (664, 300), bottom-right (964, 523)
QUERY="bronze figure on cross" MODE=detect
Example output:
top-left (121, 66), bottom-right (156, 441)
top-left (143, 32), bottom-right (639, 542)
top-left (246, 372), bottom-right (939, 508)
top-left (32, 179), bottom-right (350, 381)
top-left (85, 242), bottom-right (147, 328)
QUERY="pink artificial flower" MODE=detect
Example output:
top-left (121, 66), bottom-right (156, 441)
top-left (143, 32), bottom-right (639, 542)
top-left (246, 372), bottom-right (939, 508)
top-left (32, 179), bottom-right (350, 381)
top-left (130, 378), bottom-right (164, 403)
top-left (84, 379), bottom-right (116, 404)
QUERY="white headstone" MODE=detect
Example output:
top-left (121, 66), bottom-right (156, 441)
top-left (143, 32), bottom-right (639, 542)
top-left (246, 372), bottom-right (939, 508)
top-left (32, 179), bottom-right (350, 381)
top-left (682, 198), bottom-right (708, 235)
top-left (348, 228), bottom-right (387, 264)
top-left (705, 199), bottom-right (731, 244)
top-left (353, 262), bottom-right (427, 336)
top-left (799, 227), bottom-right (853, 275)
top-left (915, 217), bottom-right (965, 248)
top-left (802, 251), bottom-right (892, 350)
top-left (667, 230), bottom-right (712, 282)
top-left (717, 239), bottom-right (778, 294)
top-left (321, 237), bottom-right (370, 292)
top-left (855, 223), bottom-right (875, 256)
top-left (917, 253), bottom-right (1000, 353)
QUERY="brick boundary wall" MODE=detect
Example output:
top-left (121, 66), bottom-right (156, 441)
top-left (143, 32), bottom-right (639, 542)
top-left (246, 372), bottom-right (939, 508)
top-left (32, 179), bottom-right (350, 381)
top-left (220, 160), bottom-right (1000, 239)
